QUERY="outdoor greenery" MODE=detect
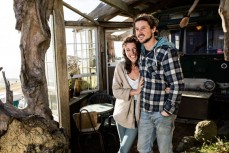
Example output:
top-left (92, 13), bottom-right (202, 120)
top-left (185, 138), bottom-right (229, 153)
top-left (199, 138), bottom-right (229, 153)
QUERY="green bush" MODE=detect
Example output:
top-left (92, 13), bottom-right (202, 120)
top-left (200, 138), bottom-right (229, 153)
top-left (186, 138), bottom-right (229, 153)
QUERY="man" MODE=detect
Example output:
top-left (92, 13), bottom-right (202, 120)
top-left (134, 13), bottom-right (185, 153)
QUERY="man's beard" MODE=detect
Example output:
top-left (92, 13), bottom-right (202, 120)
top-left (141, 34), bottom-right (153, 44)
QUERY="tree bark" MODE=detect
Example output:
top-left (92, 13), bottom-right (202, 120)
top-left (0, 1), bottom-right (69, 152)
top-left (219, 0), bottom-right (229, 61)
top-left (13, 0), bottom-right (54, 120)
top-left (0, 0), bottom-right (55, 125)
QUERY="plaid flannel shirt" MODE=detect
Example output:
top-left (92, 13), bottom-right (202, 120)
top-left (139, 38), bottom-right (185, 115)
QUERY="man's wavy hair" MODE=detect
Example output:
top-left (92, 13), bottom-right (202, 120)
top-left (122, 35), bottom-right (141, 74)
top-left (134, 13), bottom-right (159, 29)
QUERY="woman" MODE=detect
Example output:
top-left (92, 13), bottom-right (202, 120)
top-left (112, 35), bottom-right (144, 153)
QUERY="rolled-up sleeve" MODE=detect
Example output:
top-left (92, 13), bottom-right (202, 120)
top-left (162, 48), bottom-right (185, 114)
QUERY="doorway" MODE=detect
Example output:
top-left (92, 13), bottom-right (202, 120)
top-left (105, 28), bottom-right (133, 95)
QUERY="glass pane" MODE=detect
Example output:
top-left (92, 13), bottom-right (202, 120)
top-left (106, 28), bottom-right (133, 66)
top-left (48, 90), bottom-right (58, 118)
top-left (114, 41), bottom-right (123, 62)
top-left (80, 75), bottom-right (97, 91)
top-left (66, 43), bottom-right (75, 56)
top-left (66, 27), bottom-right (98, 93)
top-left (46, 16), bottom-right (59, 121)
top-left (81, 45), bottom-right (87, 53)
top-left (46, 62), bottom-right (56, 87)
top-left (163, 25), bottom-right (224, 55)
top-left (186, 26), bottom-right (207, 54)
top-left (207, 25), bottom-right (224, 54)
top-left (76, 44), bottom-right (81, 51)
top-left (66, 28), bottom-right (75, 43)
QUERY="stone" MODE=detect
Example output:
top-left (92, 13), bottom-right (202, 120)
top-left (176, 136), bottom-right (197, 152)
top-left (194, 120), bottom-right (217, 142)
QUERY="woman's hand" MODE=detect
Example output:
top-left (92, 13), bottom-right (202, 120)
top-left (130, 77), bottom-right (144, 96)
top-left (137, 77), bottom-right (144, 94)
top-left (165, 87), bottom-right (170, 93)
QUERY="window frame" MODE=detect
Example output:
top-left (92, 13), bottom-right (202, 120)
top-left (65, 26), bottom-right (99, 94)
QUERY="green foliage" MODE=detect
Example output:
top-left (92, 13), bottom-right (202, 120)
top-left (182, 138), bottom-right (229, 153)
top-left (68, 79), bottom-right (73, 89)
top-left (188, 138), bottom-right (229, 153)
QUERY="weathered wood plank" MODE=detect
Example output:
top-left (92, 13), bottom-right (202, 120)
top-left (65, 21), bottom-right (133, 28)
top-left (100, 0), bottom-right (138, 17)
top-left (53, 0), bottom-right (70, 135)
top-left (98, 26), bottom-right (106, 90)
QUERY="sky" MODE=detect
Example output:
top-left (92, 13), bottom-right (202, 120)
top-left (64, 0), bottom-right (101, 21)
top-left (0, 1), bottom-right (21, 80)
top-left (0, 0), bottom-right (101, 80)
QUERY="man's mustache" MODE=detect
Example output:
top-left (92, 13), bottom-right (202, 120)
top-left (137, 34), bottom-right (145, 37)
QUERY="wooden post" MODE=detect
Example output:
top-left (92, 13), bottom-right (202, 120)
top-left (98, 26), bottom-right (106, 91)
top-left (53, 0), bottom-right (70, 136)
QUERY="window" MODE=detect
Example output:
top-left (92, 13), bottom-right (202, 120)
top-left (167, 30), bottom-right (180, 50)
top-left (45, 16), bottom-right (59, 120)
top-left (105, 28), bottom-right (133, 94)
top-left (208, 25), bottom-right (224, 54)
top-left (66, 27), bottom-right (99, 93)
top-left (166, 25), bottom-right (224, 55)
top-left (0, 2), bottom-right (59, 121)
top-left (106, 28), bottom-right (133, 66)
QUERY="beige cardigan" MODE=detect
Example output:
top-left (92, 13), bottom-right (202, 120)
top-left (112, 61), bottom-right (140, 129)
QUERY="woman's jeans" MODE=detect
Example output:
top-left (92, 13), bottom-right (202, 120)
top-left (116, 123), bottom-right (138, 153)
top-left (137, 111), bottom-right (176, 153)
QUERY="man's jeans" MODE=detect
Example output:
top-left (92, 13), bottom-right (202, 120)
top-left (137, 111), bottom-right (176, 153)
top-left (116, 123), bottom-right (138, 153)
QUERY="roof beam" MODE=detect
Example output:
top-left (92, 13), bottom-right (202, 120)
top-left (65, 21), bottom-right (133, 28)
top-left (100, 0), bottom-right (139, 17)
top-left (63, 1), bottom-right (99, 25)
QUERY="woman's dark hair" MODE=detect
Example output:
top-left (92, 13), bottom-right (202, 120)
top-left (122, 35), bottom-right (141, 74)
top-left (134, 13), bottom-right (159, 29)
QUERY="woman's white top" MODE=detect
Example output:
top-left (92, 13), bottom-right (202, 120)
top-left (126, 74), bottom-right (139, 100)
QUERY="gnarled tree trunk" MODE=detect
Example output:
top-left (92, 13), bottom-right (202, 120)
top-left (0, 0), bottom-right (68, 152)
top-left (219, 0), bottom-right (229, 61)
top-left (14, 0), bottom-right (53, 120)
